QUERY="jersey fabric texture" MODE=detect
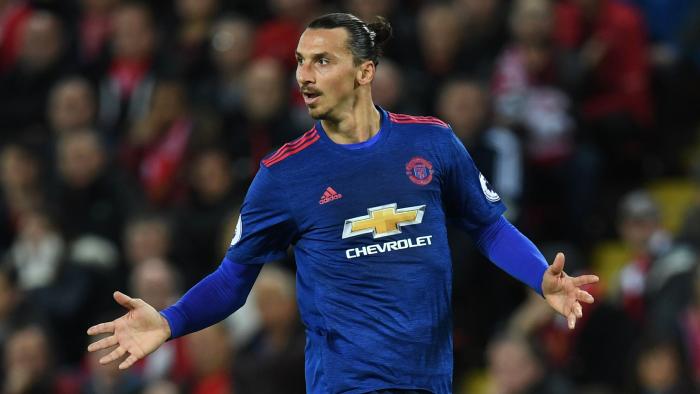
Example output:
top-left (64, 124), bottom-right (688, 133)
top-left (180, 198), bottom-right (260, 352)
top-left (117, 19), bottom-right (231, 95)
top-left (225, 107), bottom-right (506, 394)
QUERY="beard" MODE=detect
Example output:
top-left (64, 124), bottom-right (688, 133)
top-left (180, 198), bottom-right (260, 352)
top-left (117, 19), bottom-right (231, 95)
top-left (307, 103), bottom-right (330, 120)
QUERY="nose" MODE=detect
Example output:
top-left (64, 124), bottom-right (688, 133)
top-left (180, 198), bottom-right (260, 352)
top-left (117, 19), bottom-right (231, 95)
top-left (296, 61), bottom-right (314, 87)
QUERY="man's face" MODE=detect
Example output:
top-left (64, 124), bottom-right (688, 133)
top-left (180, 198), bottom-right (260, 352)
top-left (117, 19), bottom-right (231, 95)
top-left (112, 6), bottom-right (155, 60)
top-left (295, 28), bottom-right (358, 120)
top-left (49, 81), bottom-right (95, 134)
top-left (437, 82), bottom-right (486, 141)
top-left (20, 13), bottom-right (63, 71)
top-left (58, 134), bottom-right (104, 188)
top-left (211, 19), bottom-right (252, 72)
top-left (244, 58), bottom-right (285, 120)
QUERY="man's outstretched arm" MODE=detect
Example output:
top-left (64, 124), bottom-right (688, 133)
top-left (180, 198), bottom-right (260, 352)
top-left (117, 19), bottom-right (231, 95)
top-left (161, 258), bottom-right (262, 338)
top-left (87, 258), bottom-right (262, 369)
top-left (470, 216), bottom-right (598, 329)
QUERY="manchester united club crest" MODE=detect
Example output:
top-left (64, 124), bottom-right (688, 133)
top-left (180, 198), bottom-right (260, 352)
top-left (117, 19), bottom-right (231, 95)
top-left (405, 157), bottom-right (434, 186)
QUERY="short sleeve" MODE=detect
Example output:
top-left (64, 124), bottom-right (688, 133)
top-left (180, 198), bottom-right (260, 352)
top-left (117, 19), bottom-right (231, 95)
top-left (225, 165), bottom-right (298, 264)
top-left (442, 131), bottom-right (507, 232)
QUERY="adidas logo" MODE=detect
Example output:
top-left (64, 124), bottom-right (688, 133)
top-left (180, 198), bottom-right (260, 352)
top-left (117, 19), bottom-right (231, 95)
top-left (319, 186), bottom-right (343, 204)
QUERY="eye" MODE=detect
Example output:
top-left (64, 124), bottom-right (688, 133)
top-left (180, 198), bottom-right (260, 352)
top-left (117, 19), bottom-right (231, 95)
top-left (296, 57), bottom-right (303, 65)
top-left (318, 58), bottom-right (329, 65)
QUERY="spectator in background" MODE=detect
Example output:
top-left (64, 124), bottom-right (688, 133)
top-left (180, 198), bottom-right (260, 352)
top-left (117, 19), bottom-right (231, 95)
top-left (184, 323), bottom-right (233, 394)
top-left (2, 325), bottom-right (61, 394)
top-left (371, 58), bottom-right (418, 114)
top-left (7, 208), bottom-right (64, 291)
top-left (225, 57), bottom-right (301, 174)
top-left (613, 191), bottom-right (696, 335)
top-left (628, 335), bottom-right (697, 394)
top-left (96, 1), bottom-right (157, 143)
top-left (47, 77), bottom-right (97, 137)
top-left (0, 144), bottom-right (44, 251)
top-left (493, 0), bottom-right (599, 245)
top-left (369, 58), bottom-right (401, 111)
top-left (121, 80), bottom-right (194, 207)
top-left (123, 213), bottom-right (172, 269)
top-left (164, 0), bottom-right (220, 81)
top-left (492, 0), bottom-right (574, 165)
top-left (0, 11), bottom-right (71, 143)
top-left (52, 130), bottom-right (135, 245)
top-left (412, 3), bottom-right (463, 112)
top-left (7, 208), bottom-right (103, 368)
top-left (173, 148), bottom-right (240, 286)
top-left (453, 0), bottom-right (510, 78)
top-left (553, 0), bottom-right (653, 184)
top-left (196, 15), bottom-right (254, 118)
top-left (484, 333), bottom-right (574, 394)
top-left (129, 258), bottom-right (192, 383)
top-left (76, 0), bottom-right (119, 68)
top-left (235, 265), bottom-right (305, 394)
top-left (438, 78), bottom-right (523, 214)
top-left (554, 0), bottom-right (653, 127)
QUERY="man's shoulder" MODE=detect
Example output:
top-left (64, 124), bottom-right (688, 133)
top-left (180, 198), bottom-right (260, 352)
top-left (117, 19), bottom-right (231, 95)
top-left (386, 111), bottom-right (455, 145)
top-left (386, 111), bottom-right (451, 135)
top-left (387, 111), bottom-right (450, 129)
top-left (260, 125), bottom-right (321, 170)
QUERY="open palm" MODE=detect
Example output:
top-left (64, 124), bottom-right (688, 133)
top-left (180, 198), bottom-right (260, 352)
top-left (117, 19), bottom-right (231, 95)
top-left (542, 253), bottom-right (599, 329)
top-left (87, 291), bottom-right (171, 369)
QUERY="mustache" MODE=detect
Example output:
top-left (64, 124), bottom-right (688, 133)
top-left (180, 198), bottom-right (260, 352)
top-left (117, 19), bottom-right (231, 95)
top-left (301, 87), bottom-right (322, 95)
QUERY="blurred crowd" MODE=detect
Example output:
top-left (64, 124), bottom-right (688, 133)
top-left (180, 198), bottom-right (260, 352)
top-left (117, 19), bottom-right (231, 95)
top-left (0, 0), bottom-right (700, 393)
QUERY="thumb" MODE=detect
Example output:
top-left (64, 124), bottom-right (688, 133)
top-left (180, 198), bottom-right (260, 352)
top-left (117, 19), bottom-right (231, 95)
top-left (114, 291), bottom-right (138, 310)
top-left (548, 252), bottom-right (565, 276)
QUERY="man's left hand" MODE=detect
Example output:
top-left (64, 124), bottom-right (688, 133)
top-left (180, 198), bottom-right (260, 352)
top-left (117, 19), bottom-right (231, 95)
top-left (541, 252), bottom-right (599, 329)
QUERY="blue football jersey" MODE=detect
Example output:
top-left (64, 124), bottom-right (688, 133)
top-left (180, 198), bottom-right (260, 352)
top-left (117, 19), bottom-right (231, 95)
top-left (226, 107), bottom-right (505, 394)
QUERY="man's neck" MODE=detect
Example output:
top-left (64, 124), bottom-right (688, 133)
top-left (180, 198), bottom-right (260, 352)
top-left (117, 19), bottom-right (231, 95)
top-left (321, 97), bottom-right (381, 144)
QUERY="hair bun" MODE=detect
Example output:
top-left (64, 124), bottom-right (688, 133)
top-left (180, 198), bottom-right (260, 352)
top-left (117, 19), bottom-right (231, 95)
top-left (367, 16), bottom-right (392, 53)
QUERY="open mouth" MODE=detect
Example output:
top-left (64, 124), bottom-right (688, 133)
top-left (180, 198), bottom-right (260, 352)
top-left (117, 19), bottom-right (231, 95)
top-left (302, 91), bottom-right (321, 105)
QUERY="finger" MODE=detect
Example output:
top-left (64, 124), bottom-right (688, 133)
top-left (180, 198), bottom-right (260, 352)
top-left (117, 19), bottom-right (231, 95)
top-left (113, 291), bottom-right (138, 310)
top-left (566, 298), bottom-right (578, 329)
top-left (548, 252), bottom-right (565, 276)
top-left (119, 354), bottom-right (140, 370)
top-left (87, 335), bottom-right (119, 352)
top-left (577, 289), bottom-right (595, 304)
top-left (99, 346), bottom-right (127, 365)
top-left (574, 302), bottom-right (583, 318)
top-left (572, 275), bottom-right (599, 287)
top-left (87, 322), bottom-right (115, 336)
top-left (567, 311), bottom-right (576, 330)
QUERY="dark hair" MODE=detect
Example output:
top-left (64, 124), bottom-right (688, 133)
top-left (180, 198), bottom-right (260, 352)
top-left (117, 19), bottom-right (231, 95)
top-left (307, 13), bottom-right (392, 66)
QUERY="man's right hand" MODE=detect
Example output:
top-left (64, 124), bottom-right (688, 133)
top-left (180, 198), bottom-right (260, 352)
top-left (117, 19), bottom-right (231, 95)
top-left (87, 291), bottom-right (171, 370)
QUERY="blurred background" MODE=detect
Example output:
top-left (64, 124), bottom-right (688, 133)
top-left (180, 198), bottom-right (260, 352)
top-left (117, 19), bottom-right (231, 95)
top-left (0, 0), bottom-right (699, 393)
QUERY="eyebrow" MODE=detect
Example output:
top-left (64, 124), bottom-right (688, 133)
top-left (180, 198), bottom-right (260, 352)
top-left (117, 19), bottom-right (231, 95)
top-left (295, 51), bottom-right (333, 60)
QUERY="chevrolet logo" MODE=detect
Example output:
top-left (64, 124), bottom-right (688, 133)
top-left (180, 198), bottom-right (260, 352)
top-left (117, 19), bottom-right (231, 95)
top-left (342, 203), bottom-right (426, 239)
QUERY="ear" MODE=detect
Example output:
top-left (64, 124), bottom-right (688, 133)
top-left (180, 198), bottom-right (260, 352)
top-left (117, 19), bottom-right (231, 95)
top-left (356, 60), bottom-right (376, 86)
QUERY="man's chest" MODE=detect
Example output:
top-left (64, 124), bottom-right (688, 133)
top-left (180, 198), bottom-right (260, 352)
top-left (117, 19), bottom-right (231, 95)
top-left (287, 151), bottom-right (446, 239)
